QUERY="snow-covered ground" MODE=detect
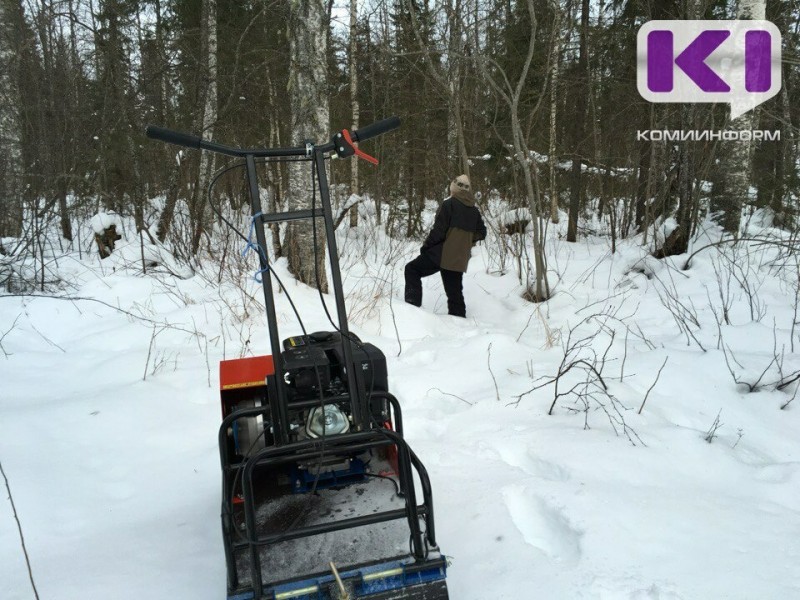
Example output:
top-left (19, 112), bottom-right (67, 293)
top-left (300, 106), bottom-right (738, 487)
top-left (1, 201), bottom-right (799, 599)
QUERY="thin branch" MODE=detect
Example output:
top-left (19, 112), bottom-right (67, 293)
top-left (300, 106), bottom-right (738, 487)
top-left (428, 387), bottom-right (473, 406)
top-left (0, 314), bottom-right (22, 358)
top-left (29, 322), bottom-right (66, 353)
top-left (780, 382), bottom-right (798, 410)
top-left (388, 278), bottom-right (402, 358)
top-left (683, 236), bottom-right (799, 270)
top-left (488, 343), bottom-right (501, 402)
top-left (1, 294), bottom-right (202, 335)
top-left (638, 356), bottom-right (668, 414)
top-left (516, 310), bottom-right (535, 342)
top-left (0, 458), bottom-right (40, 600)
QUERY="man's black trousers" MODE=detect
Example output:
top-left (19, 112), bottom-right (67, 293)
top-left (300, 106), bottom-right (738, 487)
top-left (404, 253), bottom-right (466, 317)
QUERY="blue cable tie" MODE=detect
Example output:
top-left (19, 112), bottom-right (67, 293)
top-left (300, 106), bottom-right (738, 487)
top-left (242, 212), bottom-right (269, 282)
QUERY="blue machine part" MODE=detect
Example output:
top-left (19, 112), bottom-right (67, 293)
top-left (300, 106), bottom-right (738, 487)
top-left (290, 457), bottom-right (367, 493)
top-left (232, 421), bottom-right (241, 453)
top-left (227, 557), bottom-right (448, 600)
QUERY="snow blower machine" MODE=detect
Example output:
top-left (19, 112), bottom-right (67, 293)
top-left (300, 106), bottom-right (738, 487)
top-left (145, 117), bottom-right (449, 600)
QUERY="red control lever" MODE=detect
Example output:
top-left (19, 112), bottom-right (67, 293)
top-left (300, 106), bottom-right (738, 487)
top-left (342, 129), bottom-right (379, 165)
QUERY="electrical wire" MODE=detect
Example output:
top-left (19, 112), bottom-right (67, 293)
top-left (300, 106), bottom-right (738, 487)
top-left (206, 159), bottom-right (330, 543)
top-left (206, 160), bottom-right (310, 337)
top-left (309, 159), bottom-right (407, 483)
top-left (364, 472), bottom-right (402, 498)
top-left (308, 159), bottom-right (422, 556)
top-left (309, 159), bottom-right (381, 418)
top-left (208, 146), bottom-right (412, 556)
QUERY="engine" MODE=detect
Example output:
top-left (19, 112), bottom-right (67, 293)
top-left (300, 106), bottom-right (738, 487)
top-left (219, 331), bottom-right (389, 462)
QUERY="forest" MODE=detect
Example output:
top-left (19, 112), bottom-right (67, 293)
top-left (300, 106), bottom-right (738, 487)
top-left (1, 0), bottom-right (798, 299)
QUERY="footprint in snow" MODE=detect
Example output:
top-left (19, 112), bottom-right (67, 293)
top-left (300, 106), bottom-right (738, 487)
top-left (492, 439), bottom-right (571, 482)
top-left (590, 576), bottom-right (685, 600)
top-left (502, 484), bottom-right (582, 563)
top-left (753, 461), bottom-right (800, 484)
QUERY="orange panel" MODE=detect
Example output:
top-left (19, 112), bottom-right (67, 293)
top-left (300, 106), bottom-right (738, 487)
top-left (219, 355), bottom-right (274, 390)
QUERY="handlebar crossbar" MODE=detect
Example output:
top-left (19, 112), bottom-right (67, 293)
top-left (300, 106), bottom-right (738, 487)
top-left (145, 116), bottom-right (400, 158)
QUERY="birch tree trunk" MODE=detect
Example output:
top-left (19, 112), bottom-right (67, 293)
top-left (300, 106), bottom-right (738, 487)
top-left (348, 0), bottom-right (359, 228)
top-left (265, 60), bottom-right (283, 258)
top-left (710, 0), bottom-right (765, 235)
top-left (284, 0), bottom-right (329, 292)
top-left (192, 0), bottom-right (217, 255)
top-left (548, 3), bottom-right (562, 224)
top-left (776, 66), bottom-right (792, 227)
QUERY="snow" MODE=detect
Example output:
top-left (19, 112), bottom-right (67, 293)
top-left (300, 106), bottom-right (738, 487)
top-left (497, 207), bottom-right (532, 229)
top-left (2, 201), bottom-right (800, 600)
top-left (90, 211), bottom-right (123, 235)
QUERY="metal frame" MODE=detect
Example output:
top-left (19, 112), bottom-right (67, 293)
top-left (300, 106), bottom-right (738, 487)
top-left (218, 391), bottom-right (442, 596)
top-left (243, 148), bottom-right (369, 441)
top-left (230, 151), bottom-right (441, 596)
top-left (145, 118), bottom-right (446, 600)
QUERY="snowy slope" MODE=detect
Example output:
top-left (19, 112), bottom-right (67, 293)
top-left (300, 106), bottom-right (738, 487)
top-left (1, 206), bottom-right (799, 600)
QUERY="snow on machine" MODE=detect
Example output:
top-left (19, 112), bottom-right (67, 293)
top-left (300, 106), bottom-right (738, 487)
top-left (146, 117), bottom-right (449, 600)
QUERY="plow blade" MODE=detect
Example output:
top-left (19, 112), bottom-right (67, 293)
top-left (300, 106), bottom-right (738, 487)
top-left (358, 580), bottom-right (449, 599)
top-left (230, 556), bottom-right (448, 600)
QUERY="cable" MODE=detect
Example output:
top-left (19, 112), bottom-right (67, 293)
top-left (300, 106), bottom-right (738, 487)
top-left (308, 157), bottom-right (412, 494)
top-left (307, 160), bottom-right (426, 556)
top-left (309, 159), bottom-right (380, 417)
top-left (364, 472), bottom-right (402, 498)
top-left (207, 161), bottom-right (248, 243)
top-left (210, 148), bottom-right (411, 558)
top-left (206, 159), bottom-right (330, 544)
top-left (206, 162), bottom-right (309, 344)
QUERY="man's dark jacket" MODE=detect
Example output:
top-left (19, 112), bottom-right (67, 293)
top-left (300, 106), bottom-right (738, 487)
top-left (421, 195), bottom-right (487, 272)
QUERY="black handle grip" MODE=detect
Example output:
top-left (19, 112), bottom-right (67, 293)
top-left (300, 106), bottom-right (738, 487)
top-left (145, 125), bottom-right (203, 149)
top-left (351, 116), bottom-right (401, 143)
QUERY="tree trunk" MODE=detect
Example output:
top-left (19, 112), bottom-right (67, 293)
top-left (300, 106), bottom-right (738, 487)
top-left (192, 0), bottom-right (217, 255)
top-left (774, 66), bottom-right (792, 226)
top-left (157, 156), bottom-right (183, 242)
top-left (635, 133), bottom-right (651, 231)
top-left (348, 0), bottom-right (359, 228)
top-left (266, 63), bottom-right (283, 258)
top-left (710, 0), bottom-right (766, 235)
top-left (0, 0), bottom-right (23, 237)
top-left (448, 0), bottom-right (469, 178)
top-left (548, 2), bottom-right (562, 224)
top-left (566, 0), bottom-right (589, 242)
top-left (58, 186), bottom-right (73, 241)
top-left (674, 108), bottom-right (695, 255)
top-left (284, 0), bottom-right (329, 292)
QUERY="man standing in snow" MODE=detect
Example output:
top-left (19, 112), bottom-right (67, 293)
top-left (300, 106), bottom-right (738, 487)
top-left (404, 174), bottom-right (487, 318)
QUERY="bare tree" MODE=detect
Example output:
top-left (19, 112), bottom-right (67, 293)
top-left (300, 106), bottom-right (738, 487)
top-left (470, 0), bottom-right (551, 301)
top-left (405, 0), bottom-right (471, 177)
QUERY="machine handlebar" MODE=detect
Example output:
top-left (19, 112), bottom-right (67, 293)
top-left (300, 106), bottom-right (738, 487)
top-left (351, 116), bottom-right (401, 143)
top-left (145, 125), bottom-right (202, 149)
top-left (144, 117), bottom-right (401, 158)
